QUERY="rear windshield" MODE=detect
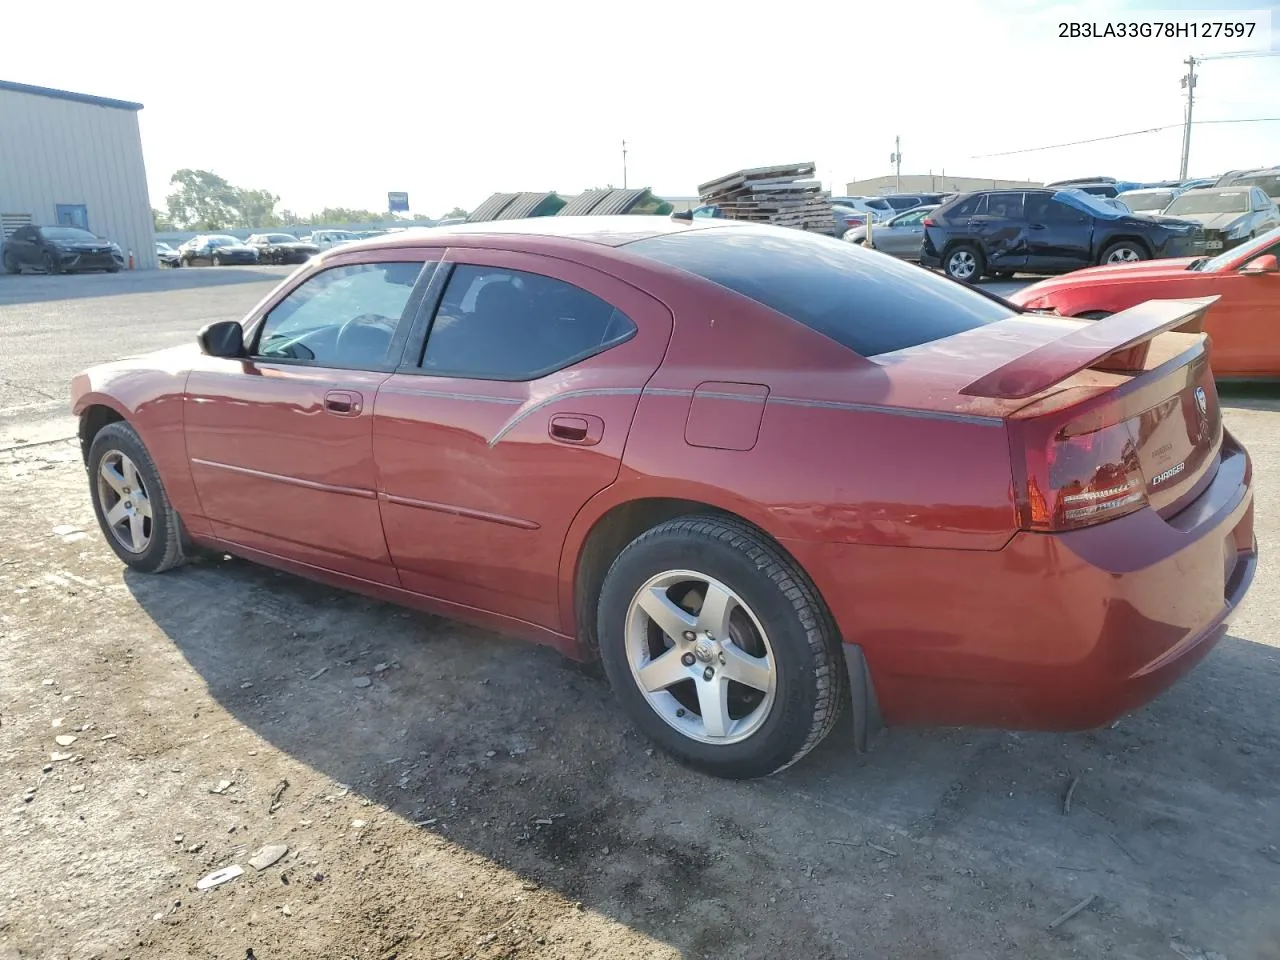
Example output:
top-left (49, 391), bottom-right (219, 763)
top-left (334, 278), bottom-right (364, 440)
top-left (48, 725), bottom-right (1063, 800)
top-left (626, 226), bottom-right (1013, 357)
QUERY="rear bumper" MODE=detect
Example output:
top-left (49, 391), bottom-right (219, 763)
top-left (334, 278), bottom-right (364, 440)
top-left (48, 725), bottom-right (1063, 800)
top-left (786, 430), bottom-right (1256, 731)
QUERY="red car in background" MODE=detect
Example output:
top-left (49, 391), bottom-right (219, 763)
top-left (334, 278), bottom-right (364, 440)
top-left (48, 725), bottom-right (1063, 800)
top-left (1009, 226), bottom-right (1280, 378)
top-left (70, 217), bottom-right (1256, 779)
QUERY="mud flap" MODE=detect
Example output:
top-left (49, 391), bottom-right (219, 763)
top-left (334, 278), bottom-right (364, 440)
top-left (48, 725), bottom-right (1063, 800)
top-left (842, 643), bottom-right (884, 752)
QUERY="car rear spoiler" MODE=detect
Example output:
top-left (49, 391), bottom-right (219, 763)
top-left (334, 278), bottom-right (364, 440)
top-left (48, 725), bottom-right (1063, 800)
top-left (959, 296), bottom-right (1218, 400)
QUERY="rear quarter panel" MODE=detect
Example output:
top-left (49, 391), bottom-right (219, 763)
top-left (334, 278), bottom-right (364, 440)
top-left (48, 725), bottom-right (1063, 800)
top-left (71, 345), bottom-right (206, 535)
top-left (557, 273), bottom-right (1018, 637)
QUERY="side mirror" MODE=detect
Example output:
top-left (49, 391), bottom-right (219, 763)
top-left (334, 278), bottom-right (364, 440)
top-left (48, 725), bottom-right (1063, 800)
top-left (1241, 254), bottom-right (1279, 275)
top-left (198, 320), bottom-right (245, 358)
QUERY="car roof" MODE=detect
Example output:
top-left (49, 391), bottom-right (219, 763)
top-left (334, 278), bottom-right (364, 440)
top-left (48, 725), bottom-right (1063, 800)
top-left (327, 214), bottom-right (740, 254)
top-left (1178, 185), bottom-right (1250, 194)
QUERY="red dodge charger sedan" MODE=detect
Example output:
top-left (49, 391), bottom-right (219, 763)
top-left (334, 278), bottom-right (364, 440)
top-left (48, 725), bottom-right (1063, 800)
top-left (71, 216), bottom-right (1257, 779)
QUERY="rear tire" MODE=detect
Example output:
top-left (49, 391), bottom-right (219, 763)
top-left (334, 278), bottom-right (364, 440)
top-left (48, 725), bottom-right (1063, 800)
top-left (1077, 310), bottom-right (1113, 320)
top-left (212, 254), bottom-right (224, 267)
top-left (2, 251), bottom-right (17, 274)
top-left (597, 515), bottom-right (847, 779)
top-left (1099, 241), bottom-right (1147, 265)
top-left (944, 243), bottom-right (984, 283)
top-left (87, 421), bottom-right (188, 574)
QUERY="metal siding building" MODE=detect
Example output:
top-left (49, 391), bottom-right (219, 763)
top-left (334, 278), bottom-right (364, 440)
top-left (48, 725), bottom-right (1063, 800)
top-left (0, 80), bottom-right (157, 269)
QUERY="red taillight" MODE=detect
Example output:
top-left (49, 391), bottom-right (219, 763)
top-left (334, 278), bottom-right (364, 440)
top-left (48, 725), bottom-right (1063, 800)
top-left (922, 218), bottom-right (936, 226)
top-left (1016, 418), bottom-right (1148, 531)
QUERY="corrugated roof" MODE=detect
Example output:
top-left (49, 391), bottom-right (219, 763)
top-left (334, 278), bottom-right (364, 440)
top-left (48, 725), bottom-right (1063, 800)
top-left (0, 79), bottom-right (143, 111)
top-left (495, 192), bottom-right (565, 219)
top-left (468, 193), bottom-right (520, 222)
top-left (592, 189), bottom-right (648, 215)
top-left (557, 189), bottom-right (613, 216)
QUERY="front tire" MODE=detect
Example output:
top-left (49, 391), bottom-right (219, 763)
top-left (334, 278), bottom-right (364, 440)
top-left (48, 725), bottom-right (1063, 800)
top-left (87, 421), bottom-right (188, 573)
top-left (597, 516), bottom-right (847, 779)
top-left (212, 254), bottom-right (224, 266)
top-left (944, 243), bottom-right (984, 283)
top-left (42, 252), bottom-right (61, 275)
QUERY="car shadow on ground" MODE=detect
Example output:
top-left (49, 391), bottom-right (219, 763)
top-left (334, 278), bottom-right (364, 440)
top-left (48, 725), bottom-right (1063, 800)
top-left (123, 553), bottom-right (1280, 959)
top-left (0, 266), bottom-right (292, 306)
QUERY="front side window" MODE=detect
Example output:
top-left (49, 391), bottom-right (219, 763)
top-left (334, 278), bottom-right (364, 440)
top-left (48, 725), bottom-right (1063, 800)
top-left (984, 192), bottom-right (1025, 219)
top-left (892, 209), bottom-right (928, 227)
top-left (421, 265), bottom-right (636, 380)
top-left (255, 261), bottom-right (428, 368)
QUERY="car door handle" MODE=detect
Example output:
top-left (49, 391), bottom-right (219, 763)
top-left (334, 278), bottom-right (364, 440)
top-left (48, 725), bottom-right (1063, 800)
top-left (324, 390), bottom-right (363, 416)
top-left (549, 413), bottom-right (603, 446)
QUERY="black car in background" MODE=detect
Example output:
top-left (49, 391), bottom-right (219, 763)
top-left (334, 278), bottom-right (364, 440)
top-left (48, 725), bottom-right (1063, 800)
top-left (178, 235), bottom-right (260, 267)
top-left (920, 188), bottom-right (1206, 282)
top-left (245, 232), bottom-right (320, 265)
top-left (2, 225), bottom-right (125, 274)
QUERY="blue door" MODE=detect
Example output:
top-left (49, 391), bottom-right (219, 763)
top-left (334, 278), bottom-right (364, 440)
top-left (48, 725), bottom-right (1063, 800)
top-left (55, 204), bottom-right (89, 230)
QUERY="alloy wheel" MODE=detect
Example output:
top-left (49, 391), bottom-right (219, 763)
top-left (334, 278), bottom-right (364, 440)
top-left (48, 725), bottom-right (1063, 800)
top-left (96, 450), bottom-right (153, 553)
top-left (1106, 246), bottom-right (1141, 263)
top-left (948, 249), bottom-right (977, 280)
top-left (624, 569), bottom-right (776, 745)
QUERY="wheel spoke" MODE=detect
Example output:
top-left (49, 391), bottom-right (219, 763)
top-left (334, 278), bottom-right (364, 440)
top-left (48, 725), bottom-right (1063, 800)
top-left (637, 646), bottom-right (691, 693)
top-left (636, 586), bottom-right (697, 641)
top-left (128, 516), bottom-right (145, 552)
top-left (695, 675), bottom-right (732, 739)
top-left (696, 581), bottom-right (738, 640)
top-left (105, 501), bottom-right (128, 527)
top-left (134, 493), bottom-right (153, 519)
top-left (122, 458), bottom-right (141, 492)
top-left (100, 461), bottom-right (126, 495)
top-left (720, 643), bottom-right (772, 693)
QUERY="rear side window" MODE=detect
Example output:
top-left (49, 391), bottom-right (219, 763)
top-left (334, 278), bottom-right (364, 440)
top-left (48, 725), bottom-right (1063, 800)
top-left (627, 227), bottom-right (1013, 357)
top-left (422, 265), bottom-right (637, 380)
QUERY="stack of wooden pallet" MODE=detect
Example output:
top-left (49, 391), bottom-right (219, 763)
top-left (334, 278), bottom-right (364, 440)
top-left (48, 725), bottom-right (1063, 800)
top-left (696, 162), bottom-right (833, 232)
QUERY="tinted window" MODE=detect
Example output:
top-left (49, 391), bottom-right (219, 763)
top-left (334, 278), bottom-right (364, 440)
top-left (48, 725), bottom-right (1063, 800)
top-left (884, 196), bottom-right (920, 211)
top-left (628, 226), bottom-right (1012, 358)
top-left (891, 209), bottom-right (929, 226)
top-left (421, 265), bottom-right (637, 380)
top-left (1026, 194), bottom-right (1088, 224)
top-left (865, 198), bottom-right (893, 211)
top-left (255, 261), bottom-right (427, 368)
top-left (12, 227), bottom-right (35, 241)
top-left (941, 194), bottom-right (984, 218)
top-left (1234, 173), bottom-right (1280, 197)
top-left (984, 192), bottom-right (1024, 219)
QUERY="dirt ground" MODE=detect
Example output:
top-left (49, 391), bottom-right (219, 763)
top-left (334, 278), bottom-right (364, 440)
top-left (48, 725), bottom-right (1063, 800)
top-left (3, 276), bottom-right (1280, 959)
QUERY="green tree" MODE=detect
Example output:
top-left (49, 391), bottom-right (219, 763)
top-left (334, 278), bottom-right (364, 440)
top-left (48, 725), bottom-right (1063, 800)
top-left (152, 208), bottom-right (174, 231)
top-left (233, 188), bottom-right (283, 228)
top-left (165, 169), bottom-right (239, 230)
top-left (443, 206), bottom-right (469, 219)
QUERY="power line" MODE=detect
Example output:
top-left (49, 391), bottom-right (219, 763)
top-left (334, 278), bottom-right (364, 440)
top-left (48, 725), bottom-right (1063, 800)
top-left (971, 117), bottom-right (1280, 159)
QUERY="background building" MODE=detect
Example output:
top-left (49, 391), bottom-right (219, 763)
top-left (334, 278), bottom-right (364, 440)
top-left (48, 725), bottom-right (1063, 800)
top-left (0, 80), bottom-right (156, 269)
top-left (845, 174), bottom-right (1043, 196)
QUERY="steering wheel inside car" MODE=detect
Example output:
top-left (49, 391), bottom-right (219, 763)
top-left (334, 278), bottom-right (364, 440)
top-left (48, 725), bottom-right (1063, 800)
top-left (334, 313), bottom-right (395, 366)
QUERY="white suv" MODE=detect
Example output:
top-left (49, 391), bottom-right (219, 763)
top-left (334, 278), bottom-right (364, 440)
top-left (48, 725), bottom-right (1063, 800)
top-left (307, 229), bottom-right (360, 251)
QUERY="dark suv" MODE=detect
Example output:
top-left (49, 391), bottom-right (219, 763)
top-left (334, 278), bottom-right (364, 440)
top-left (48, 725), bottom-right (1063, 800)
top-left (920, 189), bottom-right (1206, 282)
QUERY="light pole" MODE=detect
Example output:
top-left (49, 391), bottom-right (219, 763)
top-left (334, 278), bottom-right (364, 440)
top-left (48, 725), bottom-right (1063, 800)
top-left (622, 140), bottom-right (628, 190)
top-left (890, 135), bottom-right (902, 192)
top-left (1179, 57), bottom-right (1197, 180)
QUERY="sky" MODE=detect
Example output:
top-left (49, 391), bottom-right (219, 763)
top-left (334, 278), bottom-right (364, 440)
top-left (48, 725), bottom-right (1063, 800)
top-left (5, 0), bottom-right (1279, 218)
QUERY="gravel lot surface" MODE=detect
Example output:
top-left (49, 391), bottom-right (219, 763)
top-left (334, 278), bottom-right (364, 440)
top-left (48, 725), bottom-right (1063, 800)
top-left (2, 270), bottom-right (1278, 960)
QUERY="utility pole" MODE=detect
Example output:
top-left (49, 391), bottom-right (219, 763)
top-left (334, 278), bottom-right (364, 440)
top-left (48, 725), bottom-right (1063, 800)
top-left (890, 135), bottom-right (902, 192)
top-left (622, 139), bottom-right (628, 189)
top-left (1179, 57), bottom-right (1197, 179)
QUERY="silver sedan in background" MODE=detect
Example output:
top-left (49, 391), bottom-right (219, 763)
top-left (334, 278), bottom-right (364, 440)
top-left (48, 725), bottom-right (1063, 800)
top-left (842, 204), bottom-right (937, 260)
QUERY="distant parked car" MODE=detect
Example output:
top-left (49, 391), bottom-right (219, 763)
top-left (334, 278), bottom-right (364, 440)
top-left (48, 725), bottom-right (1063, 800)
top-left (844, 205), bottom-right (937, 260)
top-left (1160, 187), bottom-right (1280, 253)
top-left (309, 229), bottom-right (360, 251)
top-left (3, 224), bottom-right (124, 274)
top-left (245, 233), bottom-right (320, 265)
top-left (1213, 167), bottom-right (1280, 206)
top-left (434, 217), bottom-right (469, 227)
top-left (1116, 187), bottom-right (1182, 214)
top-left (920, 188), bottom-right (1206, 282)
top-left (878, 193), bottom-right (949, 213)
top-left (179, 235), bottom-right (259, 267)
top-left (156, 241), bottom-right (182, 268)
top-left (829, 196), bottom-right (895, 222)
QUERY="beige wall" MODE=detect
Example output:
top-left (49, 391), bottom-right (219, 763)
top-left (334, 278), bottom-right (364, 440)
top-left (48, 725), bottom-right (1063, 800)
top-left (845, 174), bottom-right (1043, 195)
top-left (0, 88), bottom-right (156, 268)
